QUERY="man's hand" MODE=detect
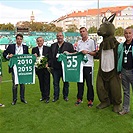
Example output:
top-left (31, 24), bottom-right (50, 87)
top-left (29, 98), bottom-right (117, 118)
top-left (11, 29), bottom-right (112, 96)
top-left (81, 50), bottom-right (89, 54)
top-left (45, 63), bottom-right (48, 68)
top-left (34, 53), bottom-right (37, 57)
top-left (63, 51), bottom-right (70, 54)
top-left (8, 54), bottom-right (13, 58)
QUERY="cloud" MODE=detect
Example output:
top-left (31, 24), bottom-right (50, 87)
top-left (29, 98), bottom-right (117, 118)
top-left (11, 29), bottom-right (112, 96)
top-left (42, 0), bottom-right (133, 20)
top-left (0, 3), bottom-right (43, 24)
top-left (0, 0), bottom-right (132, 25)
top-left (42, 0), bottom-right (96, 20)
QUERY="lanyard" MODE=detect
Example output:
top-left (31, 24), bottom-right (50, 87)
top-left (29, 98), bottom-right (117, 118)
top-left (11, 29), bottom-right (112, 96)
top-left (58, 44), bottom-right (62, 53)
top-left (124, 45), bottom-right (131, 56)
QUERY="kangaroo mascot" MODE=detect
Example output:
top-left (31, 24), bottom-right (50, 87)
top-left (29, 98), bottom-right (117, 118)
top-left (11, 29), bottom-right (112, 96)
top-left (96, 13), bottom-right (122, 113)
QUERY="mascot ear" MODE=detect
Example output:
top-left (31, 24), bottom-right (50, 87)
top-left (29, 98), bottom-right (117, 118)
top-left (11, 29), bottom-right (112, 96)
top-left (102, 17), bottom-right (108, 23)
top-left (108, 13), bottom-right (116, 23)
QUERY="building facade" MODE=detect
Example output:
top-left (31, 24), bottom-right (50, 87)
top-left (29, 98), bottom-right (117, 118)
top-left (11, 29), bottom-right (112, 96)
top-left (52, 6), bottom-right (133, 31)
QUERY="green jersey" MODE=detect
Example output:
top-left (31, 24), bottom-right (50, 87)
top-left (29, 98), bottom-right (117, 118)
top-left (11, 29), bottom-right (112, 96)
top-left (9, 54), bottom-right (36, 85)
top-left (58, 52), bottom-right (87, 82)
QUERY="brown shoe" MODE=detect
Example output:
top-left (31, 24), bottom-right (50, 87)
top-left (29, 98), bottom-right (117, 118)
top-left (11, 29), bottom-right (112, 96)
top-left (119, 110), bottom-right (129, 115)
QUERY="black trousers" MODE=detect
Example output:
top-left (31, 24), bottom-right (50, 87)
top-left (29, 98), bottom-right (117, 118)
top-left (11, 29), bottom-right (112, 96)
top-left (77, 67), bottom-right (94, 101)
top-left (36, 68), bottom-right (50, 100)
top-left (11, 72), bottom-right (25, 101)
top-left (53, 69), bottom-right (69, 99)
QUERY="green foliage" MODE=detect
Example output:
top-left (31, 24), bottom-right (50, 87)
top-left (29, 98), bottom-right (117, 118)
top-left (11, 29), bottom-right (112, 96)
top-left (88, 26), bottom-right (97, 33)
top-left (0, 61), bottom-right (132, 133)
top-left (115, 27), bottom-right (124, 36)
top-left (0, 23), bottom-right (15, 31)
top-left (0, 21), bottom-right (63, 32)
top-left (46, 23), bottom-right (63, 32)
top-left (30, 22), bottom-right (45, 32)
top-left (67, 24), bottom-right (78, 32)
top-left (29, 22), bottom-right (63, 32)
top-left (55, 26), bottom-right (63, 32)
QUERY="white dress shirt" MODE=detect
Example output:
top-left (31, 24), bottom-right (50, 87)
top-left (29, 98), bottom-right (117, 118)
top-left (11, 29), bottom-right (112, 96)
top-left (38, 46), bottom-right (43, 56)
top-left (15, 44), bottom-right (23, 55)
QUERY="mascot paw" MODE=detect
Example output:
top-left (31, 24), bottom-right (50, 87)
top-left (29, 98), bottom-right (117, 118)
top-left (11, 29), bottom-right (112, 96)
top-left (113, 105), bottom-right (121, 113)
top-left (96, 101), bottom-right (110, 109)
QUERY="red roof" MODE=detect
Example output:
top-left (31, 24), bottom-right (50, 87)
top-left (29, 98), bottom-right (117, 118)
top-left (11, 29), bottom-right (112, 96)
top-left (55, 6), bottom-right (133, 21)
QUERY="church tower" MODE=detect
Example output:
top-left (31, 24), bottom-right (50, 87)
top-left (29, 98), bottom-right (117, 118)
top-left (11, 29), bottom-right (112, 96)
top-left (30, 11), bottom-right (35, 23)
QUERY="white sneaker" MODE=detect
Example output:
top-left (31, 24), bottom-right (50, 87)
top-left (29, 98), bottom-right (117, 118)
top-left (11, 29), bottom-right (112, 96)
top-left (119, 110), bottom-right (129, 115)
top-left (0, 104), bottom-right (5, 107)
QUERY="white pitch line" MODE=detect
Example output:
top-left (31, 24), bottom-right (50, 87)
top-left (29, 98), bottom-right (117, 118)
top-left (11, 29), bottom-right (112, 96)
top-left (1, 80), bottom-right (12, 83)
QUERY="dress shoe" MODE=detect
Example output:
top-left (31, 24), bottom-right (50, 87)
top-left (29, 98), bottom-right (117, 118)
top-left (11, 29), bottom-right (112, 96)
top-left (52, 98), bottom-right (59, 102)
top-left (45, 99), bottom-right (49, 103)
top-left (40, 98), bottom-right (45, 101)
top-left (11, 100), bottom-right (17, 105)
top-left (21, 99), bottom-right (27, 104)
top-left (64, 97), bottom-right (68, 102)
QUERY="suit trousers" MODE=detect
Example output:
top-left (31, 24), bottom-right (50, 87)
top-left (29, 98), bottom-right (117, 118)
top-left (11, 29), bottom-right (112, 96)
top-left (53, 69), bottom-right (69, 99)
top-left (11, 72), bottom-right (25, 101)
top-left (36, 68), bottom-right (50, 100)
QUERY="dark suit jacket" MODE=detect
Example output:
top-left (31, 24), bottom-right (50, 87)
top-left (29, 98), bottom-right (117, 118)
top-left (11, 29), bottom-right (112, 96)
top-left (32, 45), bottom-right (52, 68)
top-left (3, 44), bottom-right (29, 73)
top-left (51, 41), bottom-right (74, 69)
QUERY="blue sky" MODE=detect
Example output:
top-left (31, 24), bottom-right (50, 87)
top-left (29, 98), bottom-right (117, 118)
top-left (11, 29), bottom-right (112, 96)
top-left (0, 0), bottom-right (132, 24)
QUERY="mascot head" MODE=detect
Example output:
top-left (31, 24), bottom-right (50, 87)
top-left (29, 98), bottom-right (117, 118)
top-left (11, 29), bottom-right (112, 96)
top-left (97, 13), bottom-right (116, 37)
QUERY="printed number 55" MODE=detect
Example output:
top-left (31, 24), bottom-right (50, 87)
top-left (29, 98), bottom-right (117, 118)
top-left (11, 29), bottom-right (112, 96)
top-left (67, 56), bottom-right (77, 68)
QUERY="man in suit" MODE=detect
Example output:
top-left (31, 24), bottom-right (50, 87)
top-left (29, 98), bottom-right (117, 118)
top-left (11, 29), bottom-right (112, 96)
top-left (32, 37), bottom-right (52, 103)
top-left (3, 33), bottom-right (29, 105)
top-left (51, 32), bottom-right (75, 102)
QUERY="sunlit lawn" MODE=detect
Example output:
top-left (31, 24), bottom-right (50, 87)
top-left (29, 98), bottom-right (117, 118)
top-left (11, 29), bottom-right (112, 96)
top-left (0, 61), bottom-right (132, 133)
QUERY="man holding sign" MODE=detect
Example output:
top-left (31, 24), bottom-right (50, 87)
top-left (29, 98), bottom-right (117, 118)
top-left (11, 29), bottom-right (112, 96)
top-left (3, 34), bottom-right (29, 105)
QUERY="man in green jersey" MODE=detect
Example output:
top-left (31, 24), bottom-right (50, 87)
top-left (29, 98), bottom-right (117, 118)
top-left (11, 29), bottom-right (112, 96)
top-left (3, 34), bottom-right (29, 105)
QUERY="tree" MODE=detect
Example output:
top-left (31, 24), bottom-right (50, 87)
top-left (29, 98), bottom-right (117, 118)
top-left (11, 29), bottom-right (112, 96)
top-left (43, 23), bottom-right (62, 32)
top-left (0, 21), bottom-right (62, 32)
top-left (66, 24), bottom-right (78, 32)
top-left (0, 23), bottom-right (14, 31)
top-left (55, 26), bottom-right (63, 32)
top-left (29, 22), bottom-right (44, 31)
top-left (88, 26), bottom-right (97, 33)
top-left (115, 27), bottom-right (124, 36)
